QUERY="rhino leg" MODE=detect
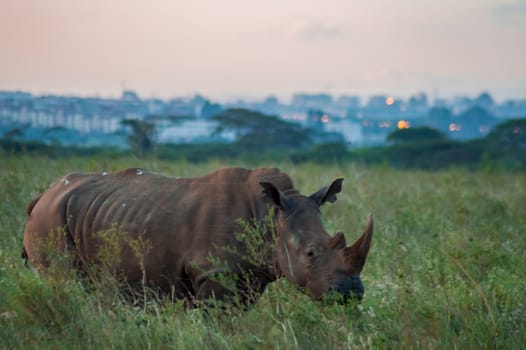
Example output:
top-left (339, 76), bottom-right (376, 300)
top-left (23, 197), bottom-right (79, 271)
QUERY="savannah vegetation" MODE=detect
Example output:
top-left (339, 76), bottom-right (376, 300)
top-left (1, 153), bottom-right (525, 349)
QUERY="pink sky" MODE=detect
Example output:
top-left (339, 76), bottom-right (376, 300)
top-left (1, 0), bottom-right (525, 101)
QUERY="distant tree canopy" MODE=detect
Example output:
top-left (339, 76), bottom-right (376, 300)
top-left (486, 118), bottom-right (526, 150)
top-left (200, 101), bottom-right (223, 119)
top-left (2, 116), bottom-right (526, 170)
top-left (458, 106), bottom-right (496, 124)
top-left (428, 107), bottom-right (453, 121)
top-left (474, 92), bottom-right (495, 109)
top-left (387, 126), bottom-right (447, 144)
top-left (121, 119), bottom-right (156, 156)
top-left (213, 108), bottom-right (312, 150)
top-left (144, 114), bottom-right (194, 124)
top-left (2, 126), bottom-right (26, 140)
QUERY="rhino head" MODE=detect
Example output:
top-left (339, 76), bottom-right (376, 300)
top-left (260, 179), bottom-right (373, 302)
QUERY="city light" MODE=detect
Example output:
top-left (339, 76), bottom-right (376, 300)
top-left (449, 123), bottom-right (461, 132)
top-left (397, 120), bottom-right (410, 129)
top-left (2, 90), bottom-right (523, 147)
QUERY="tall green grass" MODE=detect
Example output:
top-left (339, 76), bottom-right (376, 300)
top-left (1, 154), bottom-right (525, 349)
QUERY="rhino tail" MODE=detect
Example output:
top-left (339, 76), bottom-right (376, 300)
top-left (22, 194), bottom-right (43, 267)
top-left (25, 194), bottom-right (42, 216)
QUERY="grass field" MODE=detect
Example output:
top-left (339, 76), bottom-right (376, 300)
top-left (1, 154), bottom-right (525, 349)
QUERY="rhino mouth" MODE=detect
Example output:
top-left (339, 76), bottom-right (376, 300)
top-left (328, 275), bottom-right (364, 302)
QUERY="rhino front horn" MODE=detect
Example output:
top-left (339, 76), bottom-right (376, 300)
top-left (344, 214), bottom-right (373, 273)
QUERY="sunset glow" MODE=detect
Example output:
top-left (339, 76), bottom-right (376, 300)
top-left (1, 1), bottom-right (525, 99)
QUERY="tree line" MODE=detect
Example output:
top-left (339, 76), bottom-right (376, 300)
top-left (1, 108), bottom-right (525, 170)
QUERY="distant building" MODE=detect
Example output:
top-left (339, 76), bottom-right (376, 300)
top-left (407, 93), bottom-right (428, 107)
top-left (324, 118), bottom-right (363, 144)
top-left (121, 90), bottom-right (141, 102)
top-left (1, 89), bottom-right (525, 147)
top-left (292, 93), bottom-right (333, 110)
top-left (335, 95), bottom-right (361, 109)
top-left (157, 120), bottom-right (234, 144)
top-left (495, 99), bottom-right (526, 119)
top-left (366, 95), bottom-right (389, 109)
top-left (306, 109), bottom-right (329, 129)
top-left (406, 92), bottom-right (429, 118)
top-left (0, 91), bottom-right (32, 100)
top-left (473, 92), bottom-right (495, 111)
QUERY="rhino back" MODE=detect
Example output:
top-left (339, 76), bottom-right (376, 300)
top-left (26, 167), bottom-right (294, 294)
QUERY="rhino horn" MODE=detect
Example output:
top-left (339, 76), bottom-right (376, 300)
top-left (329, 231), bottom-right (346, 250)
top-left (344, 214), bottom-right (373, 273)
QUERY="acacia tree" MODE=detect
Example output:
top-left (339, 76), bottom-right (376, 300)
top-left (2, 122), bottom-right (32, 141)
top-left (386, 126), bottom-right (447, 144)
top-left (121, 119), bottom-right (156, 157)
top-left (213, 108), bottom-right (312, 150)
top-left (486, 119), bottom-right (526, 150)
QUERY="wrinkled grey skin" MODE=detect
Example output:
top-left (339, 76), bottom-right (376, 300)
top-left (23, 167), bottom-right (373, 304)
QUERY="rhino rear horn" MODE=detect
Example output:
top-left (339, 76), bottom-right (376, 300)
top-left (329, 231), bottom-right (346, 250)
top-left (344, 214), bottom-right (373, 273)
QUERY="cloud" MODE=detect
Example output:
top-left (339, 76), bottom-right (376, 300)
top-left (492, 1), bottom-right (526, 26)
top-left (494, 1), bottom-right (526, 14)
top-left (286, 18), bottom-right (342, 41)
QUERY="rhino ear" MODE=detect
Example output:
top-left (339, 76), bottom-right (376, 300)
top-left (344, 214), bottom-right (373, 273)
top-left (260, 182), bottom-right (293, 212)
top-left (309, 178), bottom-right (344, 206)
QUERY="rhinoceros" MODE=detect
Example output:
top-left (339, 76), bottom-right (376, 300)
top-left (23, 167), bottom-right (373, 304)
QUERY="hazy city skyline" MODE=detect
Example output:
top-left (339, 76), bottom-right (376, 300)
top-left (1, 0), bottom-right (526, 102)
